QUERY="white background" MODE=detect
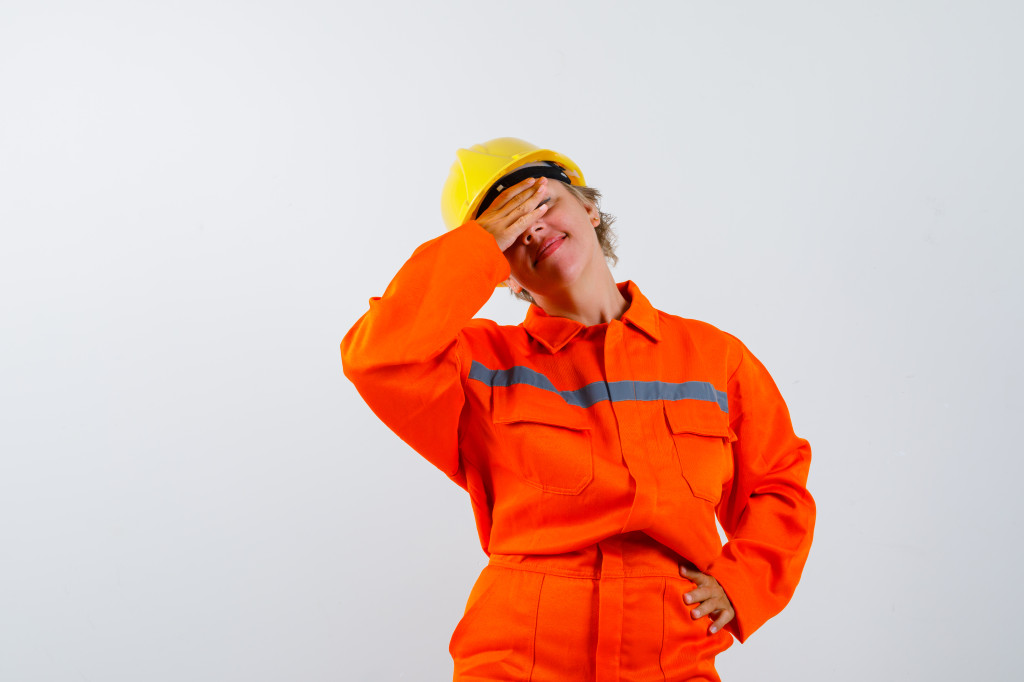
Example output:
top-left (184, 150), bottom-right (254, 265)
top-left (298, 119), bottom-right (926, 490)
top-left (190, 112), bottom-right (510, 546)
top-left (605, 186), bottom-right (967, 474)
top-left (2, 1), bottom-right (1022, 680)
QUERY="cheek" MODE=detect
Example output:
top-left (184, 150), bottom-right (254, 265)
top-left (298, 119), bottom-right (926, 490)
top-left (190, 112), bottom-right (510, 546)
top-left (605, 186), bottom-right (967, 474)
top-left (503, 247), bottom-right (532, 278)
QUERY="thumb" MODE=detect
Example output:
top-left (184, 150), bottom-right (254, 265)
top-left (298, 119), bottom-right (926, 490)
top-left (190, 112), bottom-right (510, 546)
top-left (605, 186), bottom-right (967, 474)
top-left (678, 564), bottom-right (704, 581)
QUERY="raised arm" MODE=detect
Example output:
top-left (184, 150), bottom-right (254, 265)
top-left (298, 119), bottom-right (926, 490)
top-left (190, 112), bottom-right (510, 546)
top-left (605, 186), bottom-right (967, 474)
top-left (341, 178), bottom-right (550, 485)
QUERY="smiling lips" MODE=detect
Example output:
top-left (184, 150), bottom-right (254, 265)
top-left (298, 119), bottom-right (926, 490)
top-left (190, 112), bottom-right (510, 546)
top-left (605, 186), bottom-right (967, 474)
top-left (534, 234), bottom-right (567, 265)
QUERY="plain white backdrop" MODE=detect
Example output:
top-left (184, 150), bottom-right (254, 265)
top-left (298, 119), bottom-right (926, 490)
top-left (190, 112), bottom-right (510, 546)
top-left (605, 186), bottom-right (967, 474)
top-left (2, 1), bottom-right (1022, 680)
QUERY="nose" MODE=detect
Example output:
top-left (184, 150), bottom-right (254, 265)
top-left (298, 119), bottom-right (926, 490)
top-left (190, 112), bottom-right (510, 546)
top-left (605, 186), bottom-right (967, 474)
top-left (521, 223), bottom-right (545, 244)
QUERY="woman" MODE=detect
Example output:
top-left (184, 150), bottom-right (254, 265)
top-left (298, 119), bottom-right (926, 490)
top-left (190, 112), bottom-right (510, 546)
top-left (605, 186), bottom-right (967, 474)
top-left (342, 137), bottom-right (815, 681)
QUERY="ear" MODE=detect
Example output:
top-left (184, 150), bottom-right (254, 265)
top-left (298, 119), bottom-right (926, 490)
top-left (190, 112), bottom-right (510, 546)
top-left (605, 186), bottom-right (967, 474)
top-left (586, 202), bottom-right (600, 226)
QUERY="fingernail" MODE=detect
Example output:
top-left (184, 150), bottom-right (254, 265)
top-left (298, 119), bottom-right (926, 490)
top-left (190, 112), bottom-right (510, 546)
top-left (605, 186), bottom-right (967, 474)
top-left (709, 626), bottom-right (718, 634)
top-left (683, 595), bottom-right (692, 604)
top-left (692, 609), bottom-right (701, 617)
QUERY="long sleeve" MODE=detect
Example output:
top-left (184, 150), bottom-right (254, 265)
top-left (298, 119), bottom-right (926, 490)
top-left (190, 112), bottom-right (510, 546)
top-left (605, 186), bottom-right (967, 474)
top-left (340, 222), bottom-right (510, 486)
top-left (706, 341), bottom-right (816, 642)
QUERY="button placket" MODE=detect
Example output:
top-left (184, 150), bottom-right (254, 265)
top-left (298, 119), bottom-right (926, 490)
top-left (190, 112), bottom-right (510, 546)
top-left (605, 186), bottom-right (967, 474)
top-left (604, 320), bottom-right (658, 532)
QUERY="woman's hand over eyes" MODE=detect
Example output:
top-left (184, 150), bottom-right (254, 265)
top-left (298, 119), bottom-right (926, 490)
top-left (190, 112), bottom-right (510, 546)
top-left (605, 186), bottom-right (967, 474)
top-left (475, 177), bottom-right (549, 252)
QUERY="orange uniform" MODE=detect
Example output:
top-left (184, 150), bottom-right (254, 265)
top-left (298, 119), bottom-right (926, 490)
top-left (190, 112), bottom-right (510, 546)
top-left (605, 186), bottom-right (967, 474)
top-left (342, 222), bottom-right (815, 680)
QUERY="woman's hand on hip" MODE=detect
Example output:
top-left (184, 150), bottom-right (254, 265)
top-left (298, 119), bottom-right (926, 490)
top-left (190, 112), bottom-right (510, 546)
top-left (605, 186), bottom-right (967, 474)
top-left (679, 564), bottom-right (735, 635)
top-left (475, 177), bottom-right (550, 252)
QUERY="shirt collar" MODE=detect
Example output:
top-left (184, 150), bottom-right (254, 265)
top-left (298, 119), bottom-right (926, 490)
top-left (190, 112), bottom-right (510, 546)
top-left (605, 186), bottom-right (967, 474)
top-left (521, 281), bottom-right (662, 353)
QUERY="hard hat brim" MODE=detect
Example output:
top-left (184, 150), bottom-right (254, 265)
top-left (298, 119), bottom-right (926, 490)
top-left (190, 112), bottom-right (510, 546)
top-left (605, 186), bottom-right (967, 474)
top-left (463, 148), bottom-right (585, 227)
top-left (444, 147), bottom-right (585, 231)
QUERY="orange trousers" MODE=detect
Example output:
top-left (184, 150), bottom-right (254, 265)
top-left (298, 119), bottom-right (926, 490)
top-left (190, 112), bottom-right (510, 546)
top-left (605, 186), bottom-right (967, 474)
top-left (450, 533), bottom-right (732, 681)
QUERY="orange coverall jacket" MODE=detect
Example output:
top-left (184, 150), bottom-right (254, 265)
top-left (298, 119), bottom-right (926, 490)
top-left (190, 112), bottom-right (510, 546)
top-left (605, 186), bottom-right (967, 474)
top-left (341, 222), bottom-right (815, 643)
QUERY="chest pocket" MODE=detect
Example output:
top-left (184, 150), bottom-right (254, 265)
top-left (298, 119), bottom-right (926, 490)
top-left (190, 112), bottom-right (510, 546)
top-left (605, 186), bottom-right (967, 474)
top-left (664, 399), bottom-right (735, 504)
top-left (492, 386), bottom-right (594, 495)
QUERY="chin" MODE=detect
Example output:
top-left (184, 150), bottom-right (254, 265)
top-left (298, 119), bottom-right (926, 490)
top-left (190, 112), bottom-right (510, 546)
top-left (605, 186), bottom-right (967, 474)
top-left (527, 270), bottom-right (586, 299)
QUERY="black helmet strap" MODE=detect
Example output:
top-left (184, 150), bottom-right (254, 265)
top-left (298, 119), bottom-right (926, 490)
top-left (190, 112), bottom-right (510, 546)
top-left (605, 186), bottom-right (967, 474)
top-left (475, 162), bottom-right (572, 218)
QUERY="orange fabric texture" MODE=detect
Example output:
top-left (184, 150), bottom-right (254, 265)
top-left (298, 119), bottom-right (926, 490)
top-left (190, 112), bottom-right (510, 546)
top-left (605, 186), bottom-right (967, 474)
top-left (341, 222), bottom-right (815, 665)
top-left (452, 532), bottom-right (731, 681)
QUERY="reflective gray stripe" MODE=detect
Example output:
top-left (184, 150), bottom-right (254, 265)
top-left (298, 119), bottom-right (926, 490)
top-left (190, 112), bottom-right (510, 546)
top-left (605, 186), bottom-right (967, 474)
top-left (468, 361), bottom-right (728, 412)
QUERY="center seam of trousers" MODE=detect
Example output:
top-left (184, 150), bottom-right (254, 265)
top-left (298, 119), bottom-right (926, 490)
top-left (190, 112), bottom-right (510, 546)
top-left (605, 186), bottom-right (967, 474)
top-left (595, 537), bottom-right (625, 682)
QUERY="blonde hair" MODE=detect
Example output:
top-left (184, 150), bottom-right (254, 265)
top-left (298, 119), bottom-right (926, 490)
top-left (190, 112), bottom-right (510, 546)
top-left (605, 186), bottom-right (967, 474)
top-left (511, 184), bottom-right (618, 303)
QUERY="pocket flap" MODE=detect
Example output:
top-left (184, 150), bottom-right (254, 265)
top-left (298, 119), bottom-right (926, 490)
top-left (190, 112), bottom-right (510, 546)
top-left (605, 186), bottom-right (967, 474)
top-left (493, 384), bottom-right (590, 431)
top-left (664, 398), bottom-right (734, 440)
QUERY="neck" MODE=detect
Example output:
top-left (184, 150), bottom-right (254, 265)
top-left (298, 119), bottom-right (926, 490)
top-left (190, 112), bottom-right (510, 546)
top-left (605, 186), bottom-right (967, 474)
top-left (531, 263), bottom-right (629, 326)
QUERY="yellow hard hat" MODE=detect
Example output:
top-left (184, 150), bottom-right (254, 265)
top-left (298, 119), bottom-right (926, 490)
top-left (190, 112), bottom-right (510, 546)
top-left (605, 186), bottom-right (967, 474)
top-left (441, 137), bottom-right (586, 231)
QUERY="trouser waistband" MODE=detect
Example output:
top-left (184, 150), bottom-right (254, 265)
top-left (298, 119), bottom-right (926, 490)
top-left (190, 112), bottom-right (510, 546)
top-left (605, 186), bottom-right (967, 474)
top-left (487, 532), bottom-right (690, 682)
top-left (487, 531), bottom-right (686, 579)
